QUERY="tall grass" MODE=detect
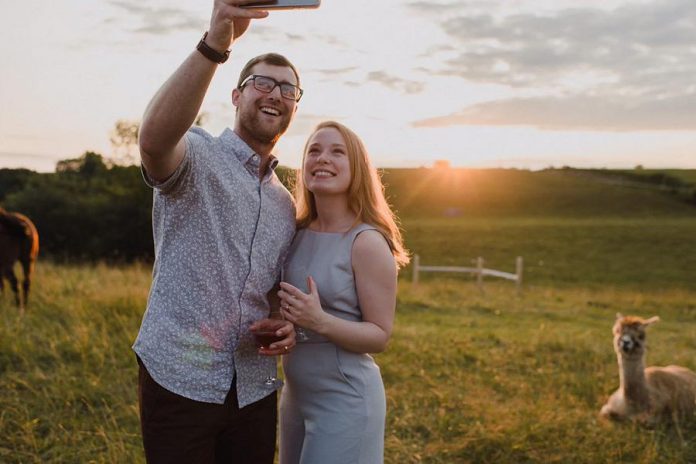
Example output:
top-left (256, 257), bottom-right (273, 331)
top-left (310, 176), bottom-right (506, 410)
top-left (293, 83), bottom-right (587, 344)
top-left (0, 263), bottom-right (147, 462)
top-left (384, 281), bottom-right (696, 463)
top-left (2, 217), bottom-right (696, 462)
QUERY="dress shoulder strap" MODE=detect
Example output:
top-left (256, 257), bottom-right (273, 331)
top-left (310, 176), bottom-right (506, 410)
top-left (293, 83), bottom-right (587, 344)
top-left (347, 223), bottom-right (378, 241)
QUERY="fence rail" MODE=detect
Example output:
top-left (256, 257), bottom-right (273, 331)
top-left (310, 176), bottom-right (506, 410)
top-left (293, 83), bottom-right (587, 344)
top-left (412, 255), bottom-right (523, 294)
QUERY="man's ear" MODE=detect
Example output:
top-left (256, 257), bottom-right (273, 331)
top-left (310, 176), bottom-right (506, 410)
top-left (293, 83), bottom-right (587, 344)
top-left (232, 88), bottom-right (240, 107)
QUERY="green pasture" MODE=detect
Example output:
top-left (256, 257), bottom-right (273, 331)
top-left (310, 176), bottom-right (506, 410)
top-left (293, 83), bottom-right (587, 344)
top-left (383, 168), bottom-right (696, 217)
top-left (403, 217), bottom-right (696, 288)
top-left (386, 281), bottom-right (696, 463)
top-left (2, 213), bottom-right (696, 462)
top-left (625, 169), bottom-right (696, 186)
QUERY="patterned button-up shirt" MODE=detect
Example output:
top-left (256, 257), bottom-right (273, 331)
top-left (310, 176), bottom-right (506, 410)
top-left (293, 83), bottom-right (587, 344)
top-left (133, 127), bottom-right (296, 406)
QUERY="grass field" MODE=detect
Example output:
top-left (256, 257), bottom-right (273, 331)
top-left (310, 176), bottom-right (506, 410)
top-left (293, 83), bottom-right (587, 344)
top-left (2, 216), bottom-right (696, 463)
top-left (402, 217), bottom-right (696, 288)
top-left (626, 169), bottom-right (696, 186)
top-left (383, 168), bottom-right (696, 218)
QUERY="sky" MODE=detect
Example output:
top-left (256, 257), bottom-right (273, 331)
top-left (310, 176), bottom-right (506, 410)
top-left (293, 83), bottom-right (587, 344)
top-left (1, 0), bottom-right (696, 172)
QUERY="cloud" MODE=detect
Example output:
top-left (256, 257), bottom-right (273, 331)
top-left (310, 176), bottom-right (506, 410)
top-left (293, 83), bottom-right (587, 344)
top-left (285, 33), bottom-right (306, 42)
top-left (437, 1), bottom-right (696, 89)
top-left (407, 0), bottom-right (503, 11)
top-left (413, 93), bottom-right (696, 131)
top-left (285, 113), bottom-right (346, 137)
top-left (107, 1), bottom-right (204, 35)
top-left (367, 71), bottom-right (425, 95)
top-left (465, 3), bottom-right (687, 79)
top-left (105, 1), bottom-right (316, 41)
top-left (409, 0), bottom-right (696, 131)
top-left (251, 25), bottom-right (311, 43)
top-left (314, 67), bottom-right (359, 77)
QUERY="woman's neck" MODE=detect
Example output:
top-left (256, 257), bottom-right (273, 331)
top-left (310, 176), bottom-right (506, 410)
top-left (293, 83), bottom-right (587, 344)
top-left (311, 195), bottom-right (356, 232)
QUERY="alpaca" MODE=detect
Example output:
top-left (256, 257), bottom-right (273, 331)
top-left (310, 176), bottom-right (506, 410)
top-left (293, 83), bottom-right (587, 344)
top-left (600, 314), bottom-right (696, 424)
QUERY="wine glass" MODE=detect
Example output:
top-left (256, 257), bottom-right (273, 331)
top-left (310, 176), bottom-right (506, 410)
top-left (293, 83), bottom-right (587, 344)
top-left (251, 318), bottom-right (286, 349)
top-left (252, 319), bottom-right (286, 388)
top-left (280, 267), bottom-right (309, 342)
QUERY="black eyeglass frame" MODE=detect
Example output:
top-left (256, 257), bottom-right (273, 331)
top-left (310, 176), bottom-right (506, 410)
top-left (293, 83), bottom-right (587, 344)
top-left (239, 74), bottom-right (304, 102)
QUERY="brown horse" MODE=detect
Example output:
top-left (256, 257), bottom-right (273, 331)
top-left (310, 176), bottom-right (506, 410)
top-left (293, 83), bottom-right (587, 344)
top-left (0, 208), bottom-right (39, 311)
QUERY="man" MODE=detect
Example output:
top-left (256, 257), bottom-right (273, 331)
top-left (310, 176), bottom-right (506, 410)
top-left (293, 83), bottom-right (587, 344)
top-left (133, 1), bottom-right (300, 462)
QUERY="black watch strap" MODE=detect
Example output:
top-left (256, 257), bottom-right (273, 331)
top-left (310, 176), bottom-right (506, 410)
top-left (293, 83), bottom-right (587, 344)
top-left (197, 32), bottom-right (230, 64)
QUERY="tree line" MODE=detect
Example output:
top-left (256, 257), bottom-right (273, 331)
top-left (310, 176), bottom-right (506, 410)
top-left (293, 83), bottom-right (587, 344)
top-left (0, 151), bottom-right (298, 263)
top-left (1, 153), bottom-right (154, 262)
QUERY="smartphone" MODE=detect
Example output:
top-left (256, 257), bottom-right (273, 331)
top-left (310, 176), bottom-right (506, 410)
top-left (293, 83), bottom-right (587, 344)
top-left (241, 0), bottom-right (321, 10)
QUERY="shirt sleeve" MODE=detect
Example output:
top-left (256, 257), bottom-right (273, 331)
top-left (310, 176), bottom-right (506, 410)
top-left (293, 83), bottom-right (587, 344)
top-left (140, 129), bottom-right (209, 195)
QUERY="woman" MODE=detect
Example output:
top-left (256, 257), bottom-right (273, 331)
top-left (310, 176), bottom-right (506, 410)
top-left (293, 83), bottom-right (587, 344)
top-left (278, 121), bottom-right (409, 463)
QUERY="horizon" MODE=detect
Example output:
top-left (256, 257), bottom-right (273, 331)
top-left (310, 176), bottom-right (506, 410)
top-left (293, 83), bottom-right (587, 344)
top-left (2, 0), bottom-right (696, 172)
top-left (1, 147), bottom-right (691, 174)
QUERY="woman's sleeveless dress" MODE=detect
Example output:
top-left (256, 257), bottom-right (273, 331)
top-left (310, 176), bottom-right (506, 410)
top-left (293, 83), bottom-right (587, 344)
top-left (279, 224), bottom-right (386, 464)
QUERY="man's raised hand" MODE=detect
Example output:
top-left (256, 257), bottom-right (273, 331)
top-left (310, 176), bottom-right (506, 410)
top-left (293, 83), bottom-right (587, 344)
top-left (207, 0), bottom-right (270, 51)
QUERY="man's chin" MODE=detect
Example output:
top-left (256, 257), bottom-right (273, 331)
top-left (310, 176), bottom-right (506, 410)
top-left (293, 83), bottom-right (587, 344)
top-left (255, 129), bottom-right (283, 145)
top-left (258, 124), bottom-right (289, 144)
top-left (240, 116), bottom-right (290, 145)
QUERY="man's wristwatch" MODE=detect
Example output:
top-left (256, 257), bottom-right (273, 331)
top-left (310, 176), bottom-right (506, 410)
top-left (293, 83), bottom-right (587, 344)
top-left (196, 32), bottom-right (230, 64)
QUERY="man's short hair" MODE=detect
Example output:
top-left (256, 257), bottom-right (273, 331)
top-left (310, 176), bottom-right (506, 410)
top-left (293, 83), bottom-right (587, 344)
top-left (237, 53), bottom-right (301, 88)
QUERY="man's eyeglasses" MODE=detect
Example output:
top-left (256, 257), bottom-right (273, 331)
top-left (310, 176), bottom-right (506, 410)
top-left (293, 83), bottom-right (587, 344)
top-left (239, 75), bottom-right (303, 102)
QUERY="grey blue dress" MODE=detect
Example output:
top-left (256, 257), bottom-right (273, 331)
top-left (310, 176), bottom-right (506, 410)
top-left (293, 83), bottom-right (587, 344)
top-left (279, 224), bottom-right (387, 464)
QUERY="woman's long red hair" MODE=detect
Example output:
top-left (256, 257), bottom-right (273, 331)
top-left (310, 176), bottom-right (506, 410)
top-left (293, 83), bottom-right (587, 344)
top-left (294, 121), bottom-right (410, 269)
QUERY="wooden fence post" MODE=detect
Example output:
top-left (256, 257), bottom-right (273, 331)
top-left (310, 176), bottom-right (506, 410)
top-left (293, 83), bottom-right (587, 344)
top-left (516, 256), bottom-right (524, 295)
top-left (412, 254), bottom-right (420, 285)
top-left (476, 256), bottom-right (484, 294)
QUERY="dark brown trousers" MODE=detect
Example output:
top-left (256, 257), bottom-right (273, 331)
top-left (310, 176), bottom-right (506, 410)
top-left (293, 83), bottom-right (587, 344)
top-left (137, 357), bottom-right (277, 464)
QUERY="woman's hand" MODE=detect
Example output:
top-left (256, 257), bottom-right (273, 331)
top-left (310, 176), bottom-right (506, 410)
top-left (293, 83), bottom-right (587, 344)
top-left (278, 277), bottom-right (329, 333)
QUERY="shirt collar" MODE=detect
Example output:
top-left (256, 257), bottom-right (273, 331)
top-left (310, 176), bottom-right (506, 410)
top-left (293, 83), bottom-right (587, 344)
top-left (220, 128), bottom-right (256, 165)
top-left (220, 128), bottom-right (279, 180)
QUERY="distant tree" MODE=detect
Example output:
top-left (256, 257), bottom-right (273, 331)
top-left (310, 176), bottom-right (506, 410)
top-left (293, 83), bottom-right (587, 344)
top-left (635, 164), bottom-right (644, 171)
top-left (109, 112), bottom-right (208, 166)
top-left (110, 119), bottom-right (140, 165)
top-left (56, 151), bottom-right (108, 179)
top-left (0, 168), bottom-right (38, 203)
top-left (6, 152), bottom-right (153, 262)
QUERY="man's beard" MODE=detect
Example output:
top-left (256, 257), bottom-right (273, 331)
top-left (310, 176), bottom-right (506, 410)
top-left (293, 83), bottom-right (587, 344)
top-left (239, 106), bottom-right (292, 145)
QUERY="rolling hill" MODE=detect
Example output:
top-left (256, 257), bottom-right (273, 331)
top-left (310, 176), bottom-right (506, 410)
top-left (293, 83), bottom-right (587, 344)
top-left (379, 167), bottom-right (696, 217)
